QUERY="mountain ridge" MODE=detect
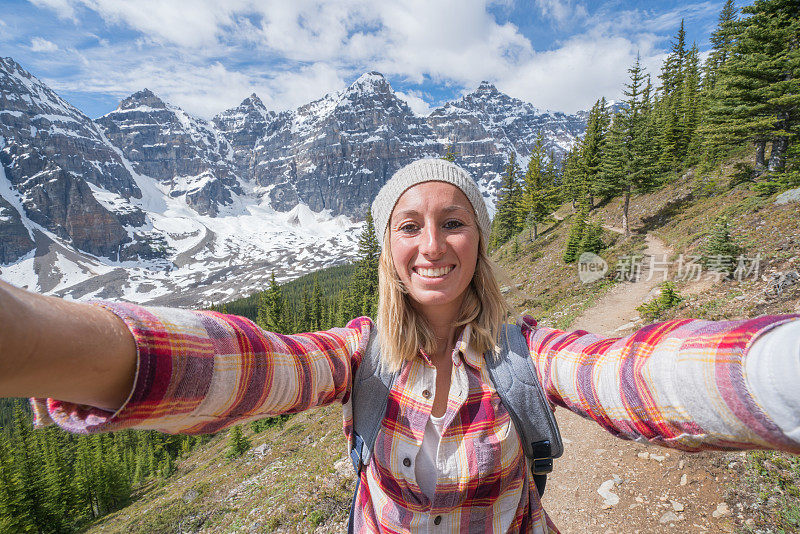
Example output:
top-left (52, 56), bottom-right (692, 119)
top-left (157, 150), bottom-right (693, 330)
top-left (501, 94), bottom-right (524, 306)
top-left (0, 57), bottom-right (589, 305)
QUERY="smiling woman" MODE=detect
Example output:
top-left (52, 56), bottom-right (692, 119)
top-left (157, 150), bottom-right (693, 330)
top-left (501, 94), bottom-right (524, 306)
top-left (1, 159), bottom-right (799, 534)
top-left (389, 183), bottom-right (479, 313)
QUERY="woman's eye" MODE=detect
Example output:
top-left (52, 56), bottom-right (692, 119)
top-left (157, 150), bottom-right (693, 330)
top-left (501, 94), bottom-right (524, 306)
top-left (444, 220), bottom-right (464, 229)
top-left (399, 223), bottom-right (419, 233)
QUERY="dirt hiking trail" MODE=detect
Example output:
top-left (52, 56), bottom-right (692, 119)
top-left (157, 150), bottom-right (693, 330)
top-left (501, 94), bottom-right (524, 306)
top-left (542, 232), bottom-right (740, 533)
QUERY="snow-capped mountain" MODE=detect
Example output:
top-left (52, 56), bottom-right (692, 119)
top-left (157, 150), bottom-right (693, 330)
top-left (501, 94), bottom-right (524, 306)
top-left (247, 72), bottom-right (441, 217)
top-left (97, 89), bottom-right (242, 216)
top-left (0, 58), bottom-right (589, 306)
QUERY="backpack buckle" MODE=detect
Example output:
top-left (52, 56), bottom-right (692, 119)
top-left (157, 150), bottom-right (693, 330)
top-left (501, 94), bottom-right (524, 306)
top-left (531, 440), bottom-right (553, 475)
top-left (350, 433), bottom-right (365, 472)
top-left (532, 457), bottom-right (553, 475)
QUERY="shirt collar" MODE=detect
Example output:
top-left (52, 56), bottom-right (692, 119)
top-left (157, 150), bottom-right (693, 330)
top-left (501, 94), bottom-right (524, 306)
top-left (459, 324), bottom-right (487, 370)
top-left (418, 324), bottom-right (482, 369)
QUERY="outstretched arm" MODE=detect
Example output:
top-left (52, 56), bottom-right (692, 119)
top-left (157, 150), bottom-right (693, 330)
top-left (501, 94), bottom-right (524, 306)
top-left (0, 280), bottom-right (136, 411)
top-left (9, 290), bottom-right (371, 435)
top-left (523, 314), bottom-right (800, 454)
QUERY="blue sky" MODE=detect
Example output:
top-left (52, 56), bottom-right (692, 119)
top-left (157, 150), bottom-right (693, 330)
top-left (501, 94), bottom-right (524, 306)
top-left (1, 0), bottom-right (735, 119)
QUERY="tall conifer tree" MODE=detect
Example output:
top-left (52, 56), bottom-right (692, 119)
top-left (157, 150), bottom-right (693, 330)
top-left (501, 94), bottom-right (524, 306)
top-left (490, 153), bottom-right (523, 247)
top-left (581, 98), bottom-right (612, 203)
top-left (522, 132), bottom-right (560, 239)
top-left (600, 54), bottom-right (659, 235)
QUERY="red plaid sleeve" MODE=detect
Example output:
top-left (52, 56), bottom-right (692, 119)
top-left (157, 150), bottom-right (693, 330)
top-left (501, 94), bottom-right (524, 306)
top-left (31, 302), bottom-right (372, 435)
top-left (522, 314), bottom-right (800, 454)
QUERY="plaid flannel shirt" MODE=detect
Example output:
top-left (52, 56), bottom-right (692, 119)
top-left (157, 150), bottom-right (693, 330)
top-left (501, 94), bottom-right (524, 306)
top-left (31, 304), bottom-right (800, 533)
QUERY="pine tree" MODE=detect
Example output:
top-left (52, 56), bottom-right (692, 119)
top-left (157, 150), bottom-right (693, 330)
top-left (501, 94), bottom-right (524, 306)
top-left (522, 132), bottom-right (560, 239)
top-left (344, 211), bottom-right (380, 320)
top-left (579, 221), bottom-right (606, 255)
top-left (705, 0), bottom-right (800, 172)
top-left (562, 206), bottom-right (588, 263)
top-left (560, 145), bottom-right (585, 209)
top-left (581, 98), bottom-right (612, 204)
top-left (74, 437), bottom-right (99, 519)
top-left (681, 44), bottom-right (702, 162)
top-left (490, 153), bottom-right (523, 247)
top-left (257, 272), bottom-right (287, 333)
top-left (600, 54), bottom-right (660, 235)
top-left (41, 427), bottom-right (75, 530)
top-left (311, 276), bottom-right (322, 330)
top-left (702, 216), bottom-right (742, 275)
top-left (0, 434), bottom-right (37, 533)
top-left (11, 405), bottom-right (52, 531)
top-left (442, 144), bottom-right (458, 162)
top-left (703, 0), bottom-right (738, 92)
top-left (225, 426), bottom-right (251, 459)
top-left (657, 20), bottom-right (689, 171)
top-left (299, 285), bottom-right (311, 332)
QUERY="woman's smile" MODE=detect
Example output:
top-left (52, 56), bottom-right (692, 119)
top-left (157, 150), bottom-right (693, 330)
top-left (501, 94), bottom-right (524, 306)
top-left (413, 265), bottom-right (454, 278)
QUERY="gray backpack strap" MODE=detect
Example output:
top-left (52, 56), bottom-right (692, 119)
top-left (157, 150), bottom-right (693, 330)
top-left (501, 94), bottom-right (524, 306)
top-left (350, 328), bottom-right (398, 472)
top-left (485, 323), bottom-right (563, 495)
top-left (348, 329), bottom-right (398, 533)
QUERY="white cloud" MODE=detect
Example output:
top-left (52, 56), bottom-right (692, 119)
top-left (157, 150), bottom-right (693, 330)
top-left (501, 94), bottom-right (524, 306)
top-left (46, 43), bottom-right (348, 118)
top-left (535, 0), bottom-right (588, 26)
top-left (498, 33), bottom-right (660, 113)
top-left (396, 90), bottom-right (433, 116)
top-left (371, 0), bottom-right (533, 88)
top-left (30, 0), bottom-right (79, 21)
top-left (30, 37), bottom-right (59, 52)
top-left (23, 0), bottom-right (720, 117)
top-left (591, 2), bottom-right (718, 35)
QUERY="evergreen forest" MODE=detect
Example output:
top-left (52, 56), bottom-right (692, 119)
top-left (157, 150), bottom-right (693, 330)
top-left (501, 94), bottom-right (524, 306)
top-left (491, 0), bottom-right (799, 256)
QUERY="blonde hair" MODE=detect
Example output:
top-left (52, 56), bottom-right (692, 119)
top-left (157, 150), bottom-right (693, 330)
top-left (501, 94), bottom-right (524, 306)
top-left (376, 230), bottom-right (512, 372)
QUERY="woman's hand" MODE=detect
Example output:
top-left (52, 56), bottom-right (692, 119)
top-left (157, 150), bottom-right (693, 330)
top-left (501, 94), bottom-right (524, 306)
top-left (0, 280), bottom-right (136, 411)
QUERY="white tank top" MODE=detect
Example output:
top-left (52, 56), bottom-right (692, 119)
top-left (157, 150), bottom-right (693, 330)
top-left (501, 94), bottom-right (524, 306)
top-left (415, 411), bottom-right (447, 500)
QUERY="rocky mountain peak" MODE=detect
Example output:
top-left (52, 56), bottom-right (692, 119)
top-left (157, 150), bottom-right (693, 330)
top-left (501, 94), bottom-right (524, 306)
top-left (1, 57), bottom-right (24, 76)
top-left (0, 57), bottom-right (88, 122)
top-left (117, 88), bottom-right (167, 111)
top-left (239, 93), bottom-right (266, 111)
top-left (476, 80), bottom-right (500, 95)
top-left (345, 71), bottom-right (392, 97)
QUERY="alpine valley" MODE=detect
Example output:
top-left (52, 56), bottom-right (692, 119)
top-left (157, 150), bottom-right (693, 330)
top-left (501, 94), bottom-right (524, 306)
top-left (0, 57), bottom-right (589, 306)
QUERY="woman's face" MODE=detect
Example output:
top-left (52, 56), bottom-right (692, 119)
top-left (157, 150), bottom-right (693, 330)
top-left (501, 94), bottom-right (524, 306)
top-left (389, 181), bottom-right (480, 319)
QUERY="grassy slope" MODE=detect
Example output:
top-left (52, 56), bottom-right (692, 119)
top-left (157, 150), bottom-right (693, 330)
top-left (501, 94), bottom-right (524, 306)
top-left (87, 405), bottom-right (353, 533)
top-left (85, 166), bottom-right (799, 533)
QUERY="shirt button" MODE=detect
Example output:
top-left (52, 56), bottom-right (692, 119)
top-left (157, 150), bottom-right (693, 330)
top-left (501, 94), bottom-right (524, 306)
top-left (403, 457), bottom-right (411, 467)
top-left (434, 515), bottom-right (442, 525)
top-left (422, 389), bottom-right (431, 399)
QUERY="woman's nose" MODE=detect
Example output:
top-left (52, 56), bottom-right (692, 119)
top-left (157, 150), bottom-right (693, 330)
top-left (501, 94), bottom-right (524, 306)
top-left (420, 225), bottom-right (446, 256)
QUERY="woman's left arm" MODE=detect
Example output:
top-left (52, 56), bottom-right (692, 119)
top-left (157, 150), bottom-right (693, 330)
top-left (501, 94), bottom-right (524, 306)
top-left (523, 314), bottom-right (800, 453)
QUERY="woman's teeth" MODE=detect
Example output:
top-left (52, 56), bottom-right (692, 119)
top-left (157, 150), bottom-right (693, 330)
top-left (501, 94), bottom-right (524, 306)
top-left (416, 266), bottom-right (453, 278)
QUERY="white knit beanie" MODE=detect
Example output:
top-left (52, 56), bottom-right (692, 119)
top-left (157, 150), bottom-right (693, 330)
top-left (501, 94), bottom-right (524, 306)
top-left (371, 158), bottom-right (491, 248)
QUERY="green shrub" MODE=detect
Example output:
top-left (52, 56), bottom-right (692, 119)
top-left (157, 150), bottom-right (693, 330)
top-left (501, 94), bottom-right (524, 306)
top-left (250, 414), bottom-right (291, 434)
top-left (308, 510), bottom-right (326, 528)
top-left (511, 239), bottom-right (521, 258)
top-left (225, 425), bottom-right (251, 459)
top-left (562, 209), bottom-right (587, 264)
top-left (701, 216), bottom-right (742, 276)
top-left (579, 221), bottom-right (606, 255)
top-left (637, 282), bottom-right (683, 321)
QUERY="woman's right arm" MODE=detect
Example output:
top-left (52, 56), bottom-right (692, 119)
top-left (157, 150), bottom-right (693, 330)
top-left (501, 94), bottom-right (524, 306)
top-left (1, 280), bottom-right (372, 435)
